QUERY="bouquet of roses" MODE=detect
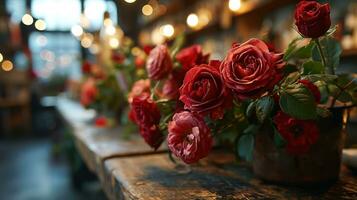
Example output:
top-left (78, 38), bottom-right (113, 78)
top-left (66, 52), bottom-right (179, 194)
top-left (128, 0), bottom-right (357, 164)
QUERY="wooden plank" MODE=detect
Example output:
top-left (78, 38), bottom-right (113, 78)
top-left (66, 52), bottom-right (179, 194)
top-left (56, 97), bottom-right (167, 173)
top-left (104, 151), bottom-right (357, 200)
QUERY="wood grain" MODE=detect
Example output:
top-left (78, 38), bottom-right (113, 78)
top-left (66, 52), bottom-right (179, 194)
top-left (104, 151), bottom-right (357, 200)
top-left (56, 97), bottom-right (167, 173)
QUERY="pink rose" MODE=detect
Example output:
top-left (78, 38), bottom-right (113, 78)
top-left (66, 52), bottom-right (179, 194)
top-left (146, 45), bottom-right (173, 80)
top-left (168, 111), bottom-right (213, 164)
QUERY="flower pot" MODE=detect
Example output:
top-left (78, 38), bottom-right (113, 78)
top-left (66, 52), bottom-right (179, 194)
top-left (252, 107), bottom-right (350, 185)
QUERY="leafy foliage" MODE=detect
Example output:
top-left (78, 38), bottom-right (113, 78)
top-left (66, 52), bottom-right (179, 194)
top-left (279, 83), bottom-right (317, 120)
top-left (312, 37), bottom-right (342, 72)
top-left (237, 134), bottom-right (254, 162)
top-left (255, 96), bottom-right (274, 123)
top-left (284, 38), bottom-right (315, 61)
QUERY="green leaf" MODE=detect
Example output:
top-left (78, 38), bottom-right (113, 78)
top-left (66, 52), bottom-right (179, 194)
top-left (316, 106), bottom-right (331, 118)
top-left (284, 38), bottom-right (315, 61)
top-left (246, 101), bottom-right (256, 118)
top-left (302, 74), bottom-right (337, 83)
top-left (243, 124), bottom-right (260, 135)
top-left (302, 60), bottom-right (324, 75)
top-left (312, 37), bottom-right (342, 71)
top-left (273, 127), bottom-right (286, 148)
top-left (170, 34), bottom-right (185, 58)
top-left (279, 84), bottom-right (317, 120)
top-left (281, 72), bottom-right (300, 86)
top-left (237, 134), bottom-right (254, 162)
top-left (255, 96), bottom-right (274, 123)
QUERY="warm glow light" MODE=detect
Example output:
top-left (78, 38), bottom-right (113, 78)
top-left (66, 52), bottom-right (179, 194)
top-left (103, 18), bottom-right (113, 26)
top-left (89, 44), bottom-right (100, 54)
top-left (105, 26), bottom-right (116, 36)
top-left (229, 0), bottom-right (241, 12)
top-left (71, 25), bottom-right (83, 37)
top-left (109, 38), bottom-right (119, 49)
top-left (81, 34), bottom-right (94, 48)
top-left (22, 14), bottom-right (33, 26)
top-left (124, 0), bottom-right (136, 3)
top-left (187, 13), bottom-right (199, 28)
top-left (160, 24), bottom-right (174, 38)
top-left (0, 53), bottom-right (3, 63)
top-left (80, 13), bottom-right (90, 29)
top-left (142, 4), bottom-right (153, 16)
top-left (151, 28), bottom-right (165, 44)
top-left (35, 19), bottom-right (46, 31)
top-left (2, 60), bottom-right (13, 72)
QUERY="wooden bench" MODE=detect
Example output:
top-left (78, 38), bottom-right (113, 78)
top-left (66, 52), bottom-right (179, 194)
top-left (56, 96), bottom-right (357, 200)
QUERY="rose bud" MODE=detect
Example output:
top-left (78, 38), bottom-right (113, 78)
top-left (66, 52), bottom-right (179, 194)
top-left (130, 93), bottom-right (164, 149)
top-left (180, 61), bottom-right (232, 120)
top-left (299, 79), bottom-right (321, 103)
top-left (168, 111), bottom-right (213, 164)
top-left (111, 52), bottom-right (125, 64)
top-left (274, 111), bottom-right (319, 155)
top-left (81, 61), bottom-right (92, 74)
top-left (176, 45), bottom-right (209, 71)
top-left (127, 79), bottom-right (151, 104)
top-left (80, 78), bottom-right (98, 107)
top-left (294, 1), bottom-right (331, 38)
top-left (146, 45), bottom-right (173, 80)
top-left (95, 116), bottom-right (107, 127)
top-left (220, 39), bottom-right (285, 100)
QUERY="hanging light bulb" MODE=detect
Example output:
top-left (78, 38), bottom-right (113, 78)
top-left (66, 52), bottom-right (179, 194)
top-left (22, 14), bottom-right (33, 26)
top-left (35, 19), bottom-right (46, 31)
top-left (160, 24), bottom-right (174, 38)
top-left (124, 0), bottom-right (136, 3)
top-left (71, 25), bottom-right (83, 37)
top-left (2, 60), bottom-right (13, 72)
top-left (142, 4), bottom-right (153, 16)
top-left (186, 13), bottom-right (199, 28)
top-left (229, 0), bottom-right (242, 12)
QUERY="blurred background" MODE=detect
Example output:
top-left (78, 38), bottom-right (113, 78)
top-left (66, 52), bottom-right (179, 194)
top-left (0, 0), bottom-right (356, 199)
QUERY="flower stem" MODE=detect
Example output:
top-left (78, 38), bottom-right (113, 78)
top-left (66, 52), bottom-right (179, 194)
top-left (315, 38), bottom-right (334, 75)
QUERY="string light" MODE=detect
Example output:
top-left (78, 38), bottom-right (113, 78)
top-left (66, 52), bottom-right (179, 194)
top-left (22, 14), bottom-right (33, 26)
top-left (81, 33), bottom-right (94, 48)
top-left (0, 53), bottom-right (3, 63)
top-left (142, 4), bottom-right (153, 16)
top-left (160, 24), bottom-right (174, 38)
top-left (35, 19), bottom-right (46, 31)
top-left (2, 60), bottom-right (13, 72)
top-left (229, 0), bottom-right (241, 12)
top-left (124, 0), bottom-right (136, 3)
top-left (71, 25), bottom-right (83, 37)
top-left (186, 13), bottom-right (199, 28)
top-left (105, 26), bottom-right (116, 36)
top-left (109, 38), bottom-right (120, 49)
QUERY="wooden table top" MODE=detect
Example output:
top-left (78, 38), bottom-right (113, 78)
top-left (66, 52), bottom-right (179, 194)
top-left (56, 96), bottom-right (357, 200)
top-left (104, 151), bottom-right (357, 200)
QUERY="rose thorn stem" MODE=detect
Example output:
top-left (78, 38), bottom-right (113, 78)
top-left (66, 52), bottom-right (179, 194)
top-left (314, 38), bottom-right (334, 75)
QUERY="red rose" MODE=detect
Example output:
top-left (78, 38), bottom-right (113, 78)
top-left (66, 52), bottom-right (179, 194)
top-left (168, 111), bottom-right (213, 164)
top-left (274, 111), bottom-right (319, 155)
top-left (161, 69), bottom-right (185, 100)
top-left (135, 57), bottom-right (145, 68)
top-left (127, 79), bottom-right (151, 103)
top-left (176, 45), bottom-right (209, 71)
top-left (130, 93), bottom-right (163, 149)
top-left (111, 52), bottom-right (125, 64)
top-left (143, 45), bottom-right (154, 55)
top-left (82, 61), bottom-right (91, 74)
top-left (95, 116), bottom-right (107, 127)
top-left (220, 39), bottom-right (284, 100)
top-left (80, 78), bottom-right (98, 107)
top-left (294, 1), bottom-right (331, 38)
top-left (180, 61), bottom-right (232, 119)
top-left (146, 45), bottom-right (173, 80)
top-left (299, 79), bottom-right (321, 103)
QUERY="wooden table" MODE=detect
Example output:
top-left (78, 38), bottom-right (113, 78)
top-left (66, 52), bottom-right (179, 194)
top-left (56, 96), bottom-right (357, 200)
